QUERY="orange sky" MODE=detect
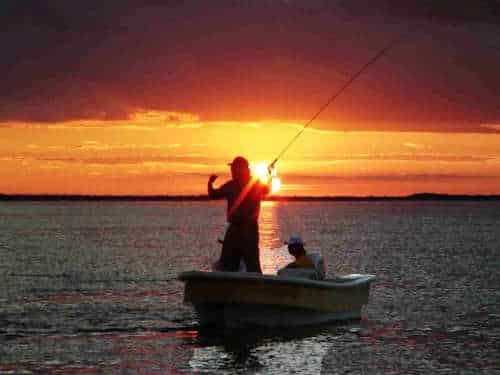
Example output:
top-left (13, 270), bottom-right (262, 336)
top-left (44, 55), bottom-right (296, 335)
top-left (2, 2), bottom-right (500, 196)
top-left (1, 111), bottom-right (499, 196)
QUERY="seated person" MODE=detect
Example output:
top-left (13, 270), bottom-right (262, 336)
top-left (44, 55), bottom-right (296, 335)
top-left (278, 236), bottom-right (326, 280)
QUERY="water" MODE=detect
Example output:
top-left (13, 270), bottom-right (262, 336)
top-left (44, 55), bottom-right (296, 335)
top-left (1, 200), bottom-right (499, 374)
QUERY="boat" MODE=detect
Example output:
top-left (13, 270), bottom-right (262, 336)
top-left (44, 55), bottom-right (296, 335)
top-left (178, 270), bottom-right (376, 327)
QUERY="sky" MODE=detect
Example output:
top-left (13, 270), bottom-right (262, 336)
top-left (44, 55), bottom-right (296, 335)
top-left (1, 0), bottom-right (500, 196)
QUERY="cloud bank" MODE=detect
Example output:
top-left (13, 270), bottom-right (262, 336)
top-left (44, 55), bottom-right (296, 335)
top-left (1, 0), bottom-right (499, 132)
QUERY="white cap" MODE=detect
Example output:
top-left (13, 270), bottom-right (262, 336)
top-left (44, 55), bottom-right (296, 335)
top-left (285, 236), bottom-right (304, 246)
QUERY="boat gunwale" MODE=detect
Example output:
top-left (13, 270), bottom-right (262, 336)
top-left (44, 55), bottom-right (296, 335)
top-left (178, 270), bottom-right (376, 289)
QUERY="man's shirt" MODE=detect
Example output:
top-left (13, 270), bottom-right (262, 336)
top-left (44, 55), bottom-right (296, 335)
top-left (209, 178), bottom-right (270, 224)
top-left (286, 254), bottom-right (316, 269)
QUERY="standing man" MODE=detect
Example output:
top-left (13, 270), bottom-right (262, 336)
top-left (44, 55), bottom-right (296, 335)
top-left (208, 156), bottom-right (270, 273)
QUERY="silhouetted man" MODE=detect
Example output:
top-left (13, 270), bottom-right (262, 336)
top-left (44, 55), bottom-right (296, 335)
top-left (208, 156), bottom-right (270, 273)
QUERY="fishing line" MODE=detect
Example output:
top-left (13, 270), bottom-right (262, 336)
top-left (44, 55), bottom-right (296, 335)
top-left (268, 34), bottom-right (407, 171)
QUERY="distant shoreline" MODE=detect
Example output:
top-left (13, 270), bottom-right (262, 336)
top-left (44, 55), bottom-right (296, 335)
top-left (1, 193), bottom-right (500, 201)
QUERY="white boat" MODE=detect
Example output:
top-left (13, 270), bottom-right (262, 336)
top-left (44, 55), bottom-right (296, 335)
top-left (178, 270), bottom-right (376, 327)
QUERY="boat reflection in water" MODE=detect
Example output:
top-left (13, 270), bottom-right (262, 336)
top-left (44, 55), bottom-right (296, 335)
top-left (188, 324), bottom-right (341, 374)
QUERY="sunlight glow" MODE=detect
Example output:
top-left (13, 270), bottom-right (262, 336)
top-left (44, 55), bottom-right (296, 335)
top-left (252, 162), bottom-right (269, 183)
top-left (251, 162), bottom-right (281, 193)
top-left (2, 117), bottom-right (499, 196)
top-left (271, 177), bottom-right (281, 193)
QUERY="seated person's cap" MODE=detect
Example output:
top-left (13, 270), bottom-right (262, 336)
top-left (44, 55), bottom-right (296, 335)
top-left (285, 236), bottom-right (304, 246)
top-left (228, 156), bottom-right (249, 167)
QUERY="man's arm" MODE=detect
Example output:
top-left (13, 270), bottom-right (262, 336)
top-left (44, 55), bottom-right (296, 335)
top-left (261, 176), bottom-right (271, 197)
top-left (208, 175), bottom-right (225, 199)
top-left (262, 164), bottom-right (274, 196)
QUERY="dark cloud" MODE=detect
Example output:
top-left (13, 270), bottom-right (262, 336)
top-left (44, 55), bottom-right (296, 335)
top-left (337, 0), bottom-right (500, 24)
top-left (1, 0), bottom-right (499, 131)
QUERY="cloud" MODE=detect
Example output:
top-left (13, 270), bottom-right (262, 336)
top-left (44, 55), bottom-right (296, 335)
top-left (39, 163), bottom-right (62, 170)
top-left (31, 155), bottom-right (224, 167)
top-left (1, 110), bottom-right (203, 130)
top-left (2, 121), bottom-right (155, 131)
top-left (204, 121), bottom-right (264, 129)
top-left (1, 1), bottom-right (499, 132)
top-left (1, 110), bottom-right (199, 130)
top-left (165, 123), bottom-right (203, 129)
top-left (278, 183), bottom-right (323, 191)
top-left (10, 151), bottom-right (496, 172)
top-left (132, 110), bottom-right (199, 123)
top-left (402, 142), bottom-right (425, 149)
top-left (286, 153), bottom-right (495, 164)
top-left (284, 172), bottom-right (500, 182)
top-left (0, 156), bottom-right (27, 162)
top-left (73, 141), bottom-right (183, 151)
top-left (481, 123), bottom-right (500, 131)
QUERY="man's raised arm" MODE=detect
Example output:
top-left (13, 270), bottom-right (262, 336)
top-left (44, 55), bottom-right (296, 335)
top-left (208, 174), bottom-right (225, 199)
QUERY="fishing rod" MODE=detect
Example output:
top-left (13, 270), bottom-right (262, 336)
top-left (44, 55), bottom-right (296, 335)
top-left (267, 36), bottom-right (404, 172)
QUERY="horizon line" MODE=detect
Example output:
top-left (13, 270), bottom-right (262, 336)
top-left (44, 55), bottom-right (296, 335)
top-left (1, 193), bottom-right (500, 201)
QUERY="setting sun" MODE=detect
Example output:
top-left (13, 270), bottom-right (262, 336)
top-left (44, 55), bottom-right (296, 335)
top-left (251, 162), bottom-right (281, 193)
top-left (271, 177), bottom-right (281, 193)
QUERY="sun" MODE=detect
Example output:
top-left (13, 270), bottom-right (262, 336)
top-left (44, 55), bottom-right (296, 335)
top-left (271, 176), bottom-right (281, 193)
top-left (251, 162), bottom-right (281, 193)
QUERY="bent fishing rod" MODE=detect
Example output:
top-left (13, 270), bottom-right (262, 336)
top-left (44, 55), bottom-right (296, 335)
top-left (267, 36), bottom-right (403, 172)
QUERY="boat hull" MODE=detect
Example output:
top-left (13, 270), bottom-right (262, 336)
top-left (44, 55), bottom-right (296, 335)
top-left (193, 302), bottom-right (363, 327)
top-left (179, 271), bottom-right (376, 327)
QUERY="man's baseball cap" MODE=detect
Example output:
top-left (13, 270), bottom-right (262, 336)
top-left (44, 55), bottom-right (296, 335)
top-left (227, 156), bottom-right (249, 167)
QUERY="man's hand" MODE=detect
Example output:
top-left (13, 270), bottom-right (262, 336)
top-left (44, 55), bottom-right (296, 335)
top-left (208, 174), bottom-right (218, 184)
top-left (207, 174), bottom-right (222, 199)
top-left (267, 161), bottom-right (276, 176)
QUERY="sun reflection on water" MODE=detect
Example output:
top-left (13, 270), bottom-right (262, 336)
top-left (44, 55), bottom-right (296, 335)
top-left (259, 201), bottom-right (294, 275)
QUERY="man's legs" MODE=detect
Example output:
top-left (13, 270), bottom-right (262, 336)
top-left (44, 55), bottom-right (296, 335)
top-left (219, 224), bottom-right (243, 271)
top-left (241, 222), bottom-right (262, 274)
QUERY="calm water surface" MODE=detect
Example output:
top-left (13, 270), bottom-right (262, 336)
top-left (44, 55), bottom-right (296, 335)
top-left (1, 201), bottom-right (499, 374)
